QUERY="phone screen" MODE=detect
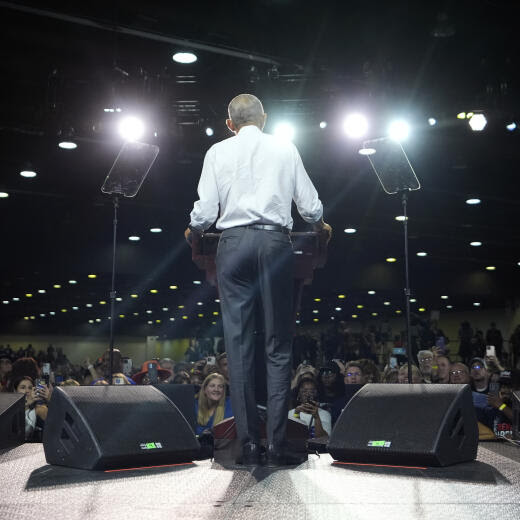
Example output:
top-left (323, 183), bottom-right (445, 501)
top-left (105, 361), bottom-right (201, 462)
top-left (486, 345), bottom-right (496, 358)
top-left (148, 363), bottom-right (158, 384)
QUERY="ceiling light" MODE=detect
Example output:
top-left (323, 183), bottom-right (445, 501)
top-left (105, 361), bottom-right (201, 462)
top-left (273, 122), bottom-right (295, 141)
top-left (193, 280), bottom-right (202, 285)
top-left (128, 236), bottom-right (140, 241)
top-left (342, 113), bottom-right (369, 138)
top-left (58, 141), bottom-right (77, 150)
top-left (313, 318), bottom-right (319, 322)
top-left (173, 52), bottom-right (197, 64)
top-left (53, 284), bottom-right (61, 289)
top-left (150, 227), bottom-right (162, 233)
top-left (388, 120), bottom-right (410, 142)
top-left (386, 257), bottom-right (397, 262)
top-left (416, 251), bottom-right (427, 257)
top-left (418, 307), bottom-right (426, 312)
top-left (473, 302), bottom-right (481, 307)
top-left (178, 305), bottom-right (184, 309)
top-left (457, 112), bottom-right (466, 120)
top-left (118, 116), bottom-right (145, 141)
top-left (485, 266), bottom-right (496, 271)
top-left (86, 303), bottom-right (93, 307)
top-left (371, 312), bottom-right (378, 316)
top-left (197, 302), bottom-right (203, 306)
top-left (410, 298), bottom-right (417, 303)
top-left (147, 320), bottom-right (153, 325)
top-left (506, 122), bottom-right (516, 131)
top-left (170, 317), bottom-right (175, 321)
top-left (61, 309), bottom-right (67, 313)
top-left (312, 309), bottom-right (319, 314)
top-left (116, 297), bottom-right (122, 302)
top-left (169, 285), bottom-right (178, 290)
top-left (344, 228), bottom-right (357, 234)
top-left (383, 301), bottom-right (390, 306)
top-left (68, 280), bottom-right (77, 284)
top-left (88, 319), bottom-right (94, 324)
top-left (150, 289), bottom-right (158, 294)
top-left (319, 121), bottom-right (327, 129)
top-left (441, 295), bottom-right (449, 299)
top-left (49, 311), bottom-right (55, 315)
top-left (182, 315), bottom-right (188, 320)
top-left (356, 304), bottom-right (364, 309)
top-left (88, 274), bottom-right (97, 279)
top-left (213, 311), bottom-right (219, 316)
top-left (352, 314), bottom-right (358, 318)
top-left (358, 147), bottom-right (376, 156)
top-left (130, 294), bottom-right (138, 298)
top-left (314, 298), bottom-right (321, 302)
top-left (72, 306), bottom-right (79, 310)
top-left (338, 294), bottom-right (346, 299)
top-left (197, 314), bottom-right (204, 318)
top-left (395, 310), bottom-right (402, 314)
top-left (335, 307), bottom-right (342, 311)
top-left (215, 299), bottom-right (220, 303)
top-left (368, 290), bottom-right (376, 295)
top-left (0, 192), bottom-right (9, 198)
top-left (25, 293), bottom-right (33, 297)
top-left (395, 215), bottom-right (408, 221)
top-left (446, 305), bottom-right (453, 309)
top-left (20, 170), bottom-right (37, 178)
top-left (146, 310), bottom-right (152, 314)
top-left (470, 241), bottom-right (482, 247)
top-left (162, 307), bottom-right (169, 311)
top-left (99, 301), bottom-right (107, 305)
top-left (2, 300), bottom-right (8, 304)
top-left (468, 114), bottom-right (487, 131)
top-left (428, 118), bottom-right (437, 126)
top-left (12, 297), bottom-right (20, 301)
top-left (465, 198), bottom-right (481, 205)
top-left (38, 289), bottom-right (46, 294)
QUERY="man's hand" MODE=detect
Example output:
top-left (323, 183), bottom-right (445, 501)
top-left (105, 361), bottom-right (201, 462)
top-left (313, 219), bottom-right (332, 244)
top-left (184, 227), bottom-right (192, 245)
top-left (296, 401), bottom-right (319, 417)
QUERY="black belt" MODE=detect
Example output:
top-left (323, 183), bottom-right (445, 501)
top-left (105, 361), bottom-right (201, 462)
top-left (241, 224), bottom-right (290, 234)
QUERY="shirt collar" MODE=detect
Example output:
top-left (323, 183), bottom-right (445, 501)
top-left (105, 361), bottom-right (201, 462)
top-left (237, 125), bottom-right (262, 135)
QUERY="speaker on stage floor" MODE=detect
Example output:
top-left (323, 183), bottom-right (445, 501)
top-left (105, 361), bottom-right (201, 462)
top-left (43, 386), bottom-right (200, 470)
top-left (328, 384), bottom-right (478, 467)
top-left (0, 393), bottom-right (25, 449)
top-left (152, 383), bottom-right (197, 433)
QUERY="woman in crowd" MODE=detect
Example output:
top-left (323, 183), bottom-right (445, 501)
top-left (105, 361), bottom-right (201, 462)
top-left (289, 377), bottom-right (331, 438)
top-left (194, 373), bottom-right (232, 435)
top-left (9, 375), bottom-right (49, 441)
top-left (398, 363), bottom-right (423, 383)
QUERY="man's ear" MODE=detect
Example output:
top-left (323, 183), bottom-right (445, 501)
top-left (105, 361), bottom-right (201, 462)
top-left (261, 113), bottom-right (267, 130)
top-left (226, 118), bottom-right (236, 133)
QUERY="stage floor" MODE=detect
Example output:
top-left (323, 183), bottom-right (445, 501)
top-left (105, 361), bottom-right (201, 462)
top-left (1, 442), bottom-right (520, 520)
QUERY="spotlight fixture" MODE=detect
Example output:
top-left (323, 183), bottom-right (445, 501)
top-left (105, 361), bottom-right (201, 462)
top-left (20, 170), bottom-right (37, 178)
top-left (468, 113), bottom-right (487, 131)
top-left (273, 122), bottom-right (295, 141)
top-left (342, 113), bottom-right (369, 138)
top-left (388, 120), bottom-right (410, 142)
top-left (118, 116), bottom-right (145, 141)
top-left (173, 52), bottom-right (197, 64)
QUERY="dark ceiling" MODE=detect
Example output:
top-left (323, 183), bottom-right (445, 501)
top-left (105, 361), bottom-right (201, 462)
top-left (1, 0), bottom-right (519, 338)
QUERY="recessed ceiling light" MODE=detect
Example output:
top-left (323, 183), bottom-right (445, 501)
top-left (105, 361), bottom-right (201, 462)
top-left (150, 289), bottom-right (158, 294)
top-left (53, 284), bottom-right (61, 289)
top-left (368, 290), bottom-right (376, 295)
top-left (335, 307), bottom-right (342, 311)
top-left (146, 310), bottom-right (153, 314)
top-left (418, 307), bottom-right (426, 312)
top-left (20, 170), bottom-right (37, 178)
top-left (182, 315), bottom-right (188, 320)
top-left (38, 289), bottom-right (46, 294)
top-left (58, 141), bottom-right (77, 150)
top-left (197, 314), bottom-right (204, 318)
top-left (68, 280), bottom-right (77, 284)
top-left (61, 309), bottom-right (67, 313)
top-left (465, 198), bottom-right (481, 205)
top-left (86, 303), bottom-right (93, 307)
top-left (50, 311), bottom-right (55, 315)
top-left (386, 257), bottom-right (397, 262)
top-left (25, 293), bottom-right (33, 298)
top-left (344, 228), bottom-right (357, 234)
top-left (205, 127), bottom-right (214, 137)
top-left (383, 301), bottom-right (390, 306)
top-left (193, 280), bottom-right (202, 285)
top-left (446, 305), bottom-right (453, 309)
top-left (0, 192), bottom-right (9, 198)
top-left (314, 298), bottom-right (321, 302)
top-left (395, 310), bottom-right (402, 314)
top-left (89, 319), bottom-right (94, 324)
top-left (312, 309), bottom-right (319, 314)
top-left (178, 305), bottom-right (184, 309)
top-left (147, 320), bottom-right (153, 325)
top-left (416, 251), bottom-right (427, 257)
top-left (169, 285), bottom-right (178, 290)
top-left (469, 113), bottom-right (487, 131)
top-left (470, 241), bottom-right (482, 247)
top-left (128, 236), bottom-right (140, 241)
top-left (313, 318), bottom-right (319, 322)
top-left (162, 307), bottom-right (169, 311)
top-left (371, 312), bottom-right (378, 316)
top-left (169, 317), bottom-right (175, 321)
top-left (133, 312), bottom-right (139, 316)
top-left (88, 274), bottom-right (97, 279)
top-left (473, 302), bottom-right (481, 306)
top-left (441, 295), bottom-right (449, 299)
top-left (215, 299), bottom-right (220, 303)
top-left (150, 228), bottom-right (162, 233)
top-left (40, 313), bottom-right (46, 317)
top-left (173, 52), bottom-right (197, 64)
top-left (410, 298), bottom-right (417, 303)
top-left (506, 122), bottom-right (517, 131)
top-left (428, 118), bottom-right (437, 126)
top-left (2, 300), bottom-right (9, 304)
top-left (213, 311), bottom-right (219, 316)
top-left (72, 306), bottom-right (79, 310)
top-left (319, 121), bottom-right (327, 129)
top-left (356, 304), bottom-right (364, 309)
top-left (485, 266), bottom-right (496, 271)
top-left (115, 297), bottom-right (123, 302)
top-left (197, 302), bottom-right (203, 306)
top-left (119, 314), bottom-right (125, 318)
top-left (12, 297), bottom-right (20, 301)
top-left (338, 294), bottom-right (346, 299)
top-left (395, 215), bottom-right (408, 221)
top-left (352, 314), bottom-right (358, 318)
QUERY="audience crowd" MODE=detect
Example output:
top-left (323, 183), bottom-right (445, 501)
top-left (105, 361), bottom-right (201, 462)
top-left (1, 318), bottom-right (518, 446)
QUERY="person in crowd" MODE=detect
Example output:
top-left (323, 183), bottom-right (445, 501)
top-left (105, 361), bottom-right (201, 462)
top-left (485, 322), bottom-right (503, 361)
top-left (172, 371), bottom-right (191, 385)
top-left (133, 360), bottom-right (172, 385)
top-left (316, 361), bottom-right (345, 405)
top-left (343, 361), bottom-right (365, 385)
top-left (289, 377), bottom-right (331, 438)
top-left (194, 373), bottom-right (233, 436)
top-left (190, 369), bottom-right (204, 387)
top-left (397, 364), bottom-right (423, 383)
top-left (0, 357), bottom-right (12, 389)
top-left (470, 357), bottom-right (490, 393)
top-left (159, 358), bottom-right (175, 382)
top-left (382, 368), bottom-right (399, 383)
top-left (59, 378), bottom-right (80, 386)
top-left (358, 358), bottom-right (380, 383)
top-left (83, 349), bottom-right (137, 385)
top-left (216, 352), bottom-right (229, 382)
top-left (432, 354), bottom-right (450, 383)
top-left (417, 350), bottom-right (434, 383)
top-left (449, 363), bottom-right (471, 384)
top-left (9, 375), bottom-right (49, 441)
top-left (10, 357), bottom-right (40, 385)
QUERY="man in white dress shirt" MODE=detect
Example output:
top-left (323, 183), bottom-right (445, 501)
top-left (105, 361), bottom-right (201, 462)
top-left (186, 94), bottom-right (331, 466)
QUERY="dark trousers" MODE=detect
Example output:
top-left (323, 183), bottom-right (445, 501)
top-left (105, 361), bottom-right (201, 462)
top-left (216, 227), bottom-right (294, 447)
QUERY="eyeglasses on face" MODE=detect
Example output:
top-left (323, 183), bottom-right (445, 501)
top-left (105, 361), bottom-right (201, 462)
top-left (346, 372), bottom-right (361, 377)
top-left (450, 370), bottom-right (466, 376)
top-left (471, 364), bottom-right (483, 370)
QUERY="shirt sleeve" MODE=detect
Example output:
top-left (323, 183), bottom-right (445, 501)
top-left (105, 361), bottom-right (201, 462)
top-left (292, 146), bottom-right (323, 224)
top-left (190, 146), bottom-right (220, 231)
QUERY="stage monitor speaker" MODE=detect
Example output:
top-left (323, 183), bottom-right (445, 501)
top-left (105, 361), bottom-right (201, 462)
top-left (328, 384), bottom-right (478, 467)
top-left (0, 393), bottom-right (25, 449)
top-left (153, 383), bottom-right (197, 433)
top-left (43, 386), bottom-right (200, 470)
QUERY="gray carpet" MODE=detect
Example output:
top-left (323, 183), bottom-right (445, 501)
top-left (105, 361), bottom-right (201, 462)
top-left (1, 442), bottom-right (520, 519)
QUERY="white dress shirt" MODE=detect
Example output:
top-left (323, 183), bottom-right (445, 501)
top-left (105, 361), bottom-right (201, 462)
top-left (190, 125), bottom-right (323, 231)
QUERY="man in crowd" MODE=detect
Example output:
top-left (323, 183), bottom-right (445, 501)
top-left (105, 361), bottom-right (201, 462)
top-left (432, 354), bottom-right (451, 383)
top-left (417, 350), bottom-right (433, 383)
top-left (470, 357), bottom-right (489, 393)
top-left (449, 362), bottom-right (471, 384)
top-left (186, 93), bottom-right (331, 466)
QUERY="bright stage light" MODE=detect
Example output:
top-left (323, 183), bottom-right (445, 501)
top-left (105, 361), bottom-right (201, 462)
top-left (173, 52), bottom-right (197, 64)
top-left (118, 116), bottom-right (145, 141)
top-left (205, 127), bottom-right (214, 137)
top-left (342, 113), bottom-right (368, 138)
top-left (273, 122), bottom-right (295, 141)
top-left (468, 114), bottom-right (487, 131)
top-left (466, 198), bottom-right (481, 205)
top-left (319, 121), bottom-right (327, 129)
top-left (388, 120), bottom-right (410, 142)
top-left (428, 118), bottom-right (437, 126)
top-left (358, 147), bottom-right (376, 156)
top-left (506, 122), bottom-right (516, 131)
top-left (58, 141), bottom-right (77, 150)
top-left (20, 170), bottom-right (37, 178)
